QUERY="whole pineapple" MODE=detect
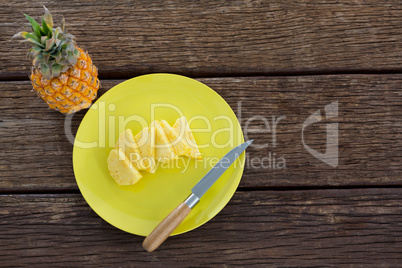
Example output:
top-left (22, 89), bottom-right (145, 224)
top-left (14, 6), bottom-right (99, 114)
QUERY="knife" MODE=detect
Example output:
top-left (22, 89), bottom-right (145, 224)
top-left (142, 140), bottom-right (253, 252)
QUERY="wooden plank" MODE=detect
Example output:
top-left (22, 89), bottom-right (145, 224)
top-left (2, 0), bottom-right (402, 78)
top-left (0, 189), bottom-right (401, 266)
top-left (0, 75), bottom-right (401, 191)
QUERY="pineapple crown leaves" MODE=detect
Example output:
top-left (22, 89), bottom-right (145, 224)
top-left (13, 6), bottom-right (80, 80)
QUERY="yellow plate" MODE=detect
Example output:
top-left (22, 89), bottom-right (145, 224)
top-left (73, 73), bottom-right (245, 236)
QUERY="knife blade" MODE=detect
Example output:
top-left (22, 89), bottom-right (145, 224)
top-left (143, 140), bottom-right (253, 252)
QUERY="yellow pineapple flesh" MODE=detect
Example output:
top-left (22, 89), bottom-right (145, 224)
top-left (173, 116), bottom-right (202, 159)
top-left (151, 120), bottom-right (177, 162)
top-left (160, 120), bottom-right (191, 156)
top-left (107, 148), bottom-right (142, 186)
top-left (134, 126), bottom-right (157, 173)
top-left (116, 129), bottom-right (146, 171)
top-left (108, 117), bottom-right (202, 185)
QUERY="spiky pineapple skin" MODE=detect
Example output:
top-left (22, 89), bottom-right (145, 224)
top-left (30, 47), bottom-right (100, 114)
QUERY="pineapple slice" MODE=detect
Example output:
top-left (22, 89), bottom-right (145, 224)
top-left (107, 148), bottom-right (142, 185)
top-left (116, 129), bottom-right (146, 171)
top-left (160, 120), bottom-right (191, 156)
top-left (151, 120), bottom-right (177, 162)
top-left (173, 116), bottom-right (202, 159)
top-left (134, 126), bottom-right (157, 173)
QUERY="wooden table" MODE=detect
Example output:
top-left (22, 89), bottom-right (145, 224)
top-left (1, 1), bottom-right (401, 266)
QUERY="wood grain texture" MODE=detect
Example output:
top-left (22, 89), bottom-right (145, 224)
top-left (0, 189), bottom-right (401, 266)
top-left (143, 202), bottom-right (191, 252)
top-left (0, 75), bottom-right (401, 190)
top-left (2, 0), bottom-right (402, 79)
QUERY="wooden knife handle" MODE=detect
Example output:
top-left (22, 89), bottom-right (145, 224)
top-left (142, 202), bottom-right (191, 252)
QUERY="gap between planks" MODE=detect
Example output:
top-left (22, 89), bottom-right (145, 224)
top-left (1, 185), bottom-right (402, 196)
top-left (2, 67), bottom-right (402, 82)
